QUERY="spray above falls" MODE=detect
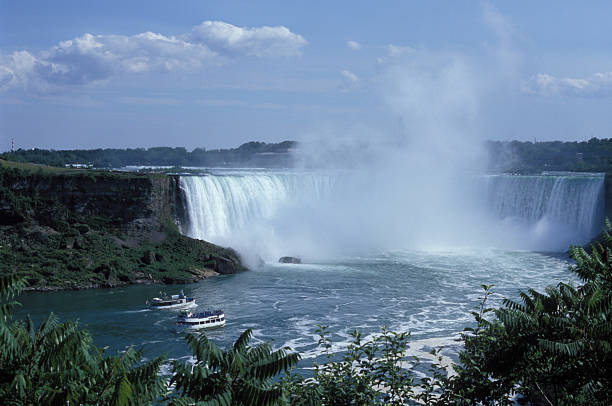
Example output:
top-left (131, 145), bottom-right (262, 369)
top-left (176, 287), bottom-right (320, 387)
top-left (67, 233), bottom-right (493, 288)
top-left (179, 171), bottom-right (605, 261)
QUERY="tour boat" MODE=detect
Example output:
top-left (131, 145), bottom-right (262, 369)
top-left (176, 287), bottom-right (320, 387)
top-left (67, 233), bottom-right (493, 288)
top-left (176, 310), bottom-right (226, 329)
top-left (147, 291), bottom-right (196, 310)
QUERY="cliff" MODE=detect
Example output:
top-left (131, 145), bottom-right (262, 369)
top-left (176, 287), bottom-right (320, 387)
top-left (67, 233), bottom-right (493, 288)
top-left (0, 160), bottom-right (245, 290)
top-left (605, 174), bottom-right (612, 222)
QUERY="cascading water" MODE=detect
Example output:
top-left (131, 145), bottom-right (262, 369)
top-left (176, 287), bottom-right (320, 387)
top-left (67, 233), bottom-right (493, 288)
top-left (180, 171), bottom-right (334, 244)
top-left (482, 173), bottom-right (605, 246)
top-left (180, 170), bottom-right (606, 254)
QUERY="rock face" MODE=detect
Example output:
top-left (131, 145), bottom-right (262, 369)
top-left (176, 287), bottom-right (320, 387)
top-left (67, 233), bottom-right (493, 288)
top-left (5, 171), bottom-right (174, 242)
top-left (279, 256), bottom-right (302, 264)
top-left (0, 164), bottom-right (245, 290)
top-left (606, 174), bottom-right (612, 222)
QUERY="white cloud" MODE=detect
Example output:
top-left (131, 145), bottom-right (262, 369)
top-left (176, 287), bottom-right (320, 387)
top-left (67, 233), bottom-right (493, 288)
top-left (0, 51), bottom-right (38, 91)
top-left (376, 44), bottom-right (415, 64)
top-left (0, 21), bottom-right (307, 92)
top-left (340, 70), bottom-right (358, 83)
top-left (190, 21), bottom-right (307, 57)
top-left (523, 72), bottom-right (612, 97)
top-left (347, 40), bottom-right (361, 50)
top-left (386, 44), bottom-right (414, 58)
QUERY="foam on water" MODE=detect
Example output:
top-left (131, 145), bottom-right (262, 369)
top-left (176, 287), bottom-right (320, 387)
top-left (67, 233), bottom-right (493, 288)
top-left (17, 247), bottom-right (574, 372)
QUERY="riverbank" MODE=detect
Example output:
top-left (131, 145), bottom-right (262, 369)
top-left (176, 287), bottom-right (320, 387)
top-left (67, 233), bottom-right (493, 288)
top-left (0, 160), bottom-right (245, 290)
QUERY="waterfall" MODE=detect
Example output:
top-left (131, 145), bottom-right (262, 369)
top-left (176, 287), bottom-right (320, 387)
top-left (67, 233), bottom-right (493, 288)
top-left (180, 172), bottom-right (334, 244)
top-left (482, 173), bottom-right (605, 244)
top-left (180, 171), bottom-right (605, 252)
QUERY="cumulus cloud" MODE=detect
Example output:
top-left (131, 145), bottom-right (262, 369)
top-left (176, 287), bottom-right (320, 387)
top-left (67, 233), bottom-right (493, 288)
top-left (190, 21), bottom-right (307, 57)
top-left (0, 21), bottom-right (307, 92)
top-left (340, 70), bottom-right (358, 83)
top-left (523, 72), bottom-right (612, 97)
top-left (347, 40), bottom-right (361, 50)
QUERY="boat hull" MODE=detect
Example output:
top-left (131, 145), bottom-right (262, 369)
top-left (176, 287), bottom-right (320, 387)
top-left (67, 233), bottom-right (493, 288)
top-left (149, 300), bottom-right (197, 310)
top-left (176, 311), bottom-right (226, 329)
top-left (176, 319), bottom-right (226, 330)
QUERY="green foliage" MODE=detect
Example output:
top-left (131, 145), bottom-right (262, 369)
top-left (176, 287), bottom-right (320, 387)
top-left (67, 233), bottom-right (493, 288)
top-left (432, 223), bottom-right (612, 405)
top-left (0, 141), bottom-right (298, 169)
top-left (169, 328), bottom-right (300, 406)
top-left (485, 137), bottom-right (612, 173)
top-left (0, 273), bottom-right (166, 405)
top-left (282, 325), bottom-right (421, 406)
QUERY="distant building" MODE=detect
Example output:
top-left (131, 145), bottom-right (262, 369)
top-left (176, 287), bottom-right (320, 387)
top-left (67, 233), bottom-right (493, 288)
top-left (65, 163), bottom-right (93, 168)
top-left (576, 152), bottom-right (584, 162)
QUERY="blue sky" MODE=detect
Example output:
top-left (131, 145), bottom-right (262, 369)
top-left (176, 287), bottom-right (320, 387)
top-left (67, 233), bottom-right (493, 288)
top-left (1, 1), bottom-right (612, 150)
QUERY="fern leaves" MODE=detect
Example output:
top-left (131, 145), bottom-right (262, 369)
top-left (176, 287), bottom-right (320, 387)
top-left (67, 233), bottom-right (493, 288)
top-left (170, 329), bottom-right (299, 406)
top-left (0, 273), bottom-right (166, 405)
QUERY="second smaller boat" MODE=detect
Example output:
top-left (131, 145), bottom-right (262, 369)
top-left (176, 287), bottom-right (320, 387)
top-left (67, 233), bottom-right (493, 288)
top-left (147, 290), bottom-right (196, 310)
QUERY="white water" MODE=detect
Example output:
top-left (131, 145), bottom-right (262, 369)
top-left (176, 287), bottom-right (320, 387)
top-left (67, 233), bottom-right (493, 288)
top-left (180, 171), bottom-right (605, 259)
top-left (180, 172), bottom-right (334, 261)
top-left (482, 173), bottom-right (605, 245)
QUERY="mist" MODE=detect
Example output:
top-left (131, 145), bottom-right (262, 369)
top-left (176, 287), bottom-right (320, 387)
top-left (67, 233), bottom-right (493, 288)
top-left (187, 51), bottom-right (510, 263)
top-left (180, 7), bottom-right (604, 264)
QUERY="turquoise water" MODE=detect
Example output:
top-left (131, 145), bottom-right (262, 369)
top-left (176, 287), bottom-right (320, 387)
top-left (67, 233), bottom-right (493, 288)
top-left (16, 248), bottom-right (573, 368)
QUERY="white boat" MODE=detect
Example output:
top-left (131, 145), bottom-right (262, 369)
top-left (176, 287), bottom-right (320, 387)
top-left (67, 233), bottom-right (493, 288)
top-left (147, 291), bottom-right (196, 310)
top-left (176, 310), bottom-right (226, 329)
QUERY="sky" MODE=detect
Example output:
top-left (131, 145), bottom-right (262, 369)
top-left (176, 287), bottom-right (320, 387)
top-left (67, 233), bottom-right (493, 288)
top-left (1, 1), bottom-right (612, 150)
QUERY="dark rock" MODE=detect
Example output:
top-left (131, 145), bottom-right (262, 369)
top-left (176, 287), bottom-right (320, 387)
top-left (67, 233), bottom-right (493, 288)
top-left (63, 238), bottom-right (75, 249)
top-left (72, 237), bottom-right (84, 250)
top-left (142, 249), bottom-right (155, 265)
top-left (118, 273), bottom-right (131, 282)
top-left (31, 230), bottom-right (49, 244)
top-left (94, 264), bottom-right (108, 274)
top-left (75, 223), bottom-right (90, 234)
top-left (211, 254), bottom-right (241, 274)
top-left (279, 256), bottom-right (301, 264)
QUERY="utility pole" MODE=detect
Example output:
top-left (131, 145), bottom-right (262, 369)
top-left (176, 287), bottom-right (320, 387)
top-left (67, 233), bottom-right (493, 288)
top-left (11, 138), bottom-right (14, 152)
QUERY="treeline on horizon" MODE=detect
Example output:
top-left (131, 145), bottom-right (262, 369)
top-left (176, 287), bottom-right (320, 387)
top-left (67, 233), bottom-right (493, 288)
top-left (486, 137), bottom-right (612, 173)
top-left (0, 140), bottom-right (298, 168)
top-left (3, 137), bottom-right (612, 172)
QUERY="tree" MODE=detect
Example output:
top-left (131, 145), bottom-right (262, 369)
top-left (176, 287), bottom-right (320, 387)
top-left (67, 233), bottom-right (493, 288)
top-left (169, 328), bottom-right (300, 406)
top-left (434, 222), bottom-right (612, 405)
top-left (282, 325), bottom-right (418, 406)
top-left (0, 273), bottom-right (165, 405)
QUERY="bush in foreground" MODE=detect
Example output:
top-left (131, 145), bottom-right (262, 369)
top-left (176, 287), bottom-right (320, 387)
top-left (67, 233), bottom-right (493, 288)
top-left (0, 274), bottom-right (165, 405)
